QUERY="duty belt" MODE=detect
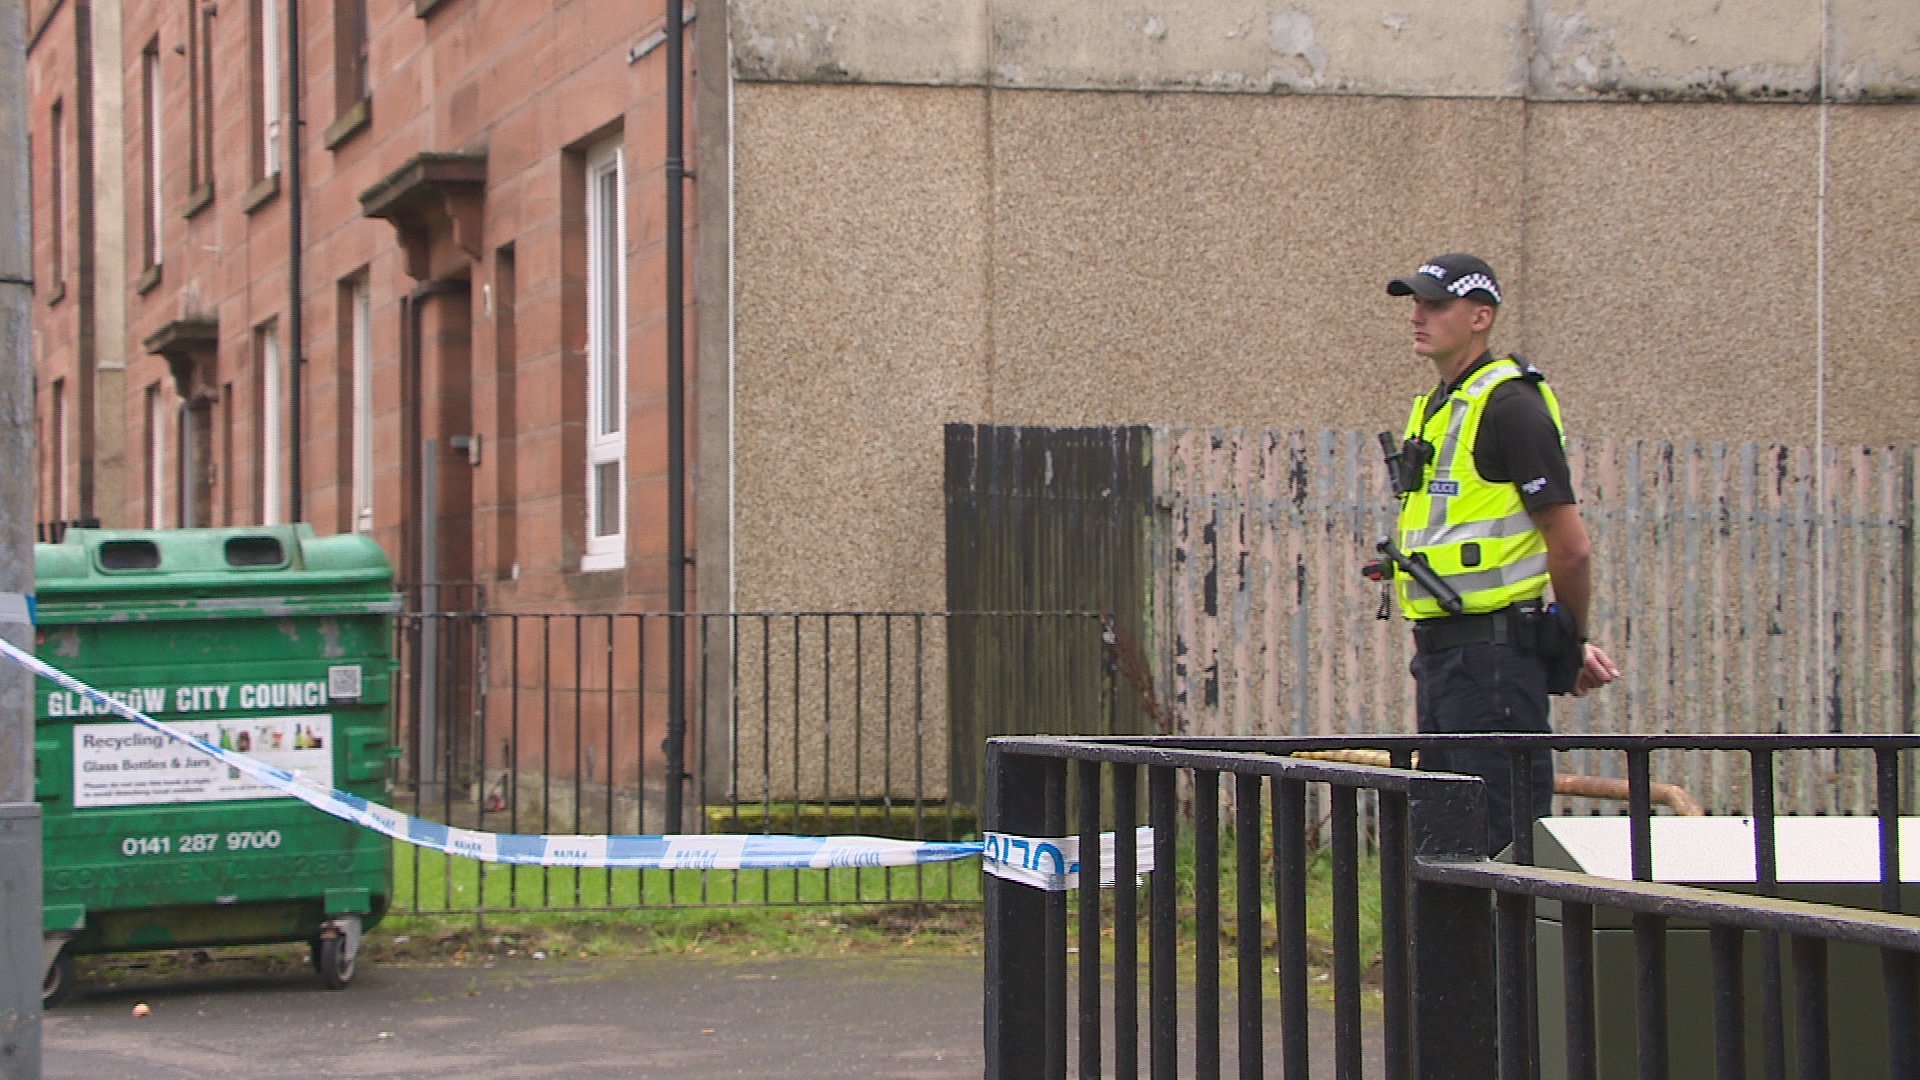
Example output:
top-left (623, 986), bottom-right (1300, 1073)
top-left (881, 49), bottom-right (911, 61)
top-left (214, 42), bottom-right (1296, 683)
top-left (1410, 605), bottom-right (1538, 654)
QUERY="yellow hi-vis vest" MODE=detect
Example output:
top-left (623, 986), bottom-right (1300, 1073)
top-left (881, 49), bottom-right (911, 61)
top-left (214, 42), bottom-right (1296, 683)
top-left (1395, 356), bottom-right (1565, 621)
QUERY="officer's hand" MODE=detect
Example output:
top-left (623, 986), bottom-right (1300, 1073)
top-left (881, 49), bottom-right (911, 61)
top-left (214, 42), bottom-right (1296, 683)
top-left (1572, 644), bottom-right (1619, 697)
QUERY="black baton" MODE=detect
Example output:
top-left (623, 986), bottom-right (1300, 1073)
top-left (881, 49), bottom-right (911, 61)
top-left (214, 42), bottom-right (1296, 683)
top-left (1374, 537), bottom-right (1464, 616)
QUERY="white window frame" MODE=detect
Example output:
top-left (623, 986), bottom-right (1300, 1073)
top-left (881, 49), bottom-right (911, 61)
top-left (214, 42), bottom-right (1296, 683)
top-left (258, 0), bottom-right (281, 177)
top-left (142, 41), bottom-right (162, 267)
top-left (581, 137), bottom-right (626, 571)
top-left (349, 277), bottom-right (373, 532)
top-left (146, 383), bottom-right (166, 528)
top-left (260, 325), bottom-right (283, 525)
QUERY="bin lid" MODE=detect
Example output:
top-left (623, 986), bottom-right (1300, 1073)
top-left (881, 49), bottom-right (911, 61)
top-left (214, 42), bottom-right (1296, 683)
top-left (1536, 816), bottom-right (1920, 884)
top-left (34, 525), bottom-right (400, 623)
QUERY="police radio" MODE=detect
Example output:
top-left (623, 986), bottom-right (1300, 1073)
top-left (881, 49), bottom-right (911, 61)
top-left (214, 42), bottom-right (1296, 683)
top-left (1378, 431), bottom-right (1433, 497)
top-left (1368, 432), bottom-right (1462, 618)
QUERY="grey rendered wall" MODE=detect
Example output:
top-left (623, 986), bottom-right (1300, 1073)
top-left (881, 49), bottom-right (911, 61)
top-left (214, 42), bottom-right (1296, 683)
top-left (721, 0), bottom-right (1920, 609)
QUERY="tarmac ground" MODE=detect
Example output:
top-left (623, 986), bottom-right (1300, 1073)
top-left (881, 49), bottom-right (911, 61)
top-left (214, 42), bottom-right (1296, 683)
top-left (43, 952), bottom-right (1380, 1078)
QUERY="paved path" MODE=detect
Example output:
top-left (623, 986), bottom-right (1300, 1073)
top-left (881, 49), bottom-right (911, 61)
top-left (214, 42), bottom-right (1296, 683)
top-left (47, 954), bottom-right (982, 1079)
top-left (45, 953), bottom-right (1380, 1078)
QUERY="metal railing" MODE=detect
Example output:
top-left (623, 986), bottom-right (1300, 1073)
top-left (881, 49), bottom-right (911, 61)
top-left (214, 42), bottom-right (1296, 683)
top-left (36, 518), bottom-right (99, 543)
top-left (983, 733), bottom-right (1920, 1080)
top-left (388, 610), bottom-right (1115, 913)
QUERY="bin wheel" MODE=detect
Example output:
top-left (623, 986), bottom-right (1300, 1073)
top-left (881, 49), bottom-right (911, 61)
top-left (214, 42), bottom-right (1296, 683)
top-left (42, 949), bottom-right (75, 1007)
top-left (312, 934), bottom-right (355, 991)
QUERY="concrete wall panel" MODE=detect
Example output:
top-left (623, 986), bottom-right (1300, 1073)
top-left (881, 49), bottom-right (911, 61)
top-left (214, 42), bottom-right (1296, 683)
top-left (732, 84), bottom-right (991, 609)
top-left (988, 0), bottom-right (1527, 97)
top-left (1824, 106), bottom-right (1920, 445)
top-left (1831, 0), bottom-right (1920, 98)
top-left (1529, 0), bottom-right (1823, 100)
top-left (1521, 103), bottom-right (1821, 444)
top-left (986, 91), bottom-right (1522, 428)
top-left (732, 0), bottom-right (1530, 95)
top-left (732, 0), bottom-right (1920, 99)
top-left (732, 0), bottom-right (989, 86)
top-left (1531, 0), bottom-right (1919, 99)
top-left (733, 84), bottom-right (1920, 611)
top-left (1523, 102), bottom-right (1920, 446)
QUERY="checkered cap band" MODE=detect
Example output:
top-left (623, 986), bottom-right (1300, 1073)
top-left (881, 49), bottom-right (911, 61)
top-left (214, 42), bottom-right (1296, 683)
top-left (1446, 273), bottom-right (1500, 303)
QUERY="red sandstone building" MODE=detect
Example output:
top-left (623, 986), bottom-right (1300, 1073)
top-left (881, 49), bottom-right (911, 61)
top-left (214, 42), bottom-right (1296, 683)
top-left (25, 0), bottom-right (704, 612)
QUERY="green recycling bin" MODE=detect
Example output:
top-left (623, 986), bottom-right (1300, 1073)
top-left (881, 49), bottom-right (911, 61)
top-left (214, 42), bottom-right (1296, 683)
top-left (1535, 815), bottom-right (1911, 1079)
top-left (31, 526), bottom-right (400, 1002)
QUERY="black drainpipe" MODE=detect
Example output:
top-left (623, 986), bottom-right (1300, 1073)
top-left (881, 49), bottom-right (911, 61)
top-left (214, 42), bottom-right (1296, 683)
top-left (400, 293), bottom-right (416, 587)
top-left (285, 0), bottom-right (305, 521)
top-left (663, 0), bottom-right (689, 830)
top-left (73, 1), bottom-right (97, 521)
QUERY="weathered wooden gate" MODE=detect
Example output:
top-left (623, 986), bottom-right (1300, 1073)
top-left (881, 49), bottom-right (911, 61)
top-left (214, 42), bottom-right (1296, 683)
top-left (943, 425), bottom-right (1158, 808)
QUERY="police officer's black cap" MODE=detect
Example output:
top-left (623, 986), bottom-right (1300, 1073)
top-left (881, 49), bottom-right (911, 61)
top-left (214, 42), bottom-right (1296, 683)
top-left (1387, 253), bottom-right (1502, 306)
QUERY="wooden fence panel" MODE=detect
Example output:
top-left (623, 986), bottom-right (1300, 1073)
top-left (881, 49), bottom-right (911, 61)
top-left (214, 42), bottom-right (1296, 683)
top-left (1159, 431), bottom-right (1918, 816)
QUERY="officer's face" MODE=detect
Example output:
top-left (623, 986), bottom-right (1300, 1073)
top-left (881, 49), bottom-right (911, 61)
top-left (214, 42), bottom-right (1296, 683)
top-left (1409, 296), bottom-right (1493, 361)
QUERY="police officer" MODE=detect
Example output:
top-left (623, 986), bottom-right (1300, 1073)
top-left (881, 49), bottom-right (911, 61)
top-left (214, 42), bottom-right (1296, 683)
top-left (1383, 253), bottom-right (1620, 854)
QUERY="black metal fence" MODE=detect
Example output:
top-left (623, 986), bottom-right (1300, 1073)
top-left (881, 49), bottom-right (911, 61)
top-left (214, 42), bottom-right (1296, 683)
top-left (388, 610), bottom-right (1114, 914)
top-left (983, 733), bottom-right (1920, 1080)
top-left (36, 518), bottom-right (99, 543)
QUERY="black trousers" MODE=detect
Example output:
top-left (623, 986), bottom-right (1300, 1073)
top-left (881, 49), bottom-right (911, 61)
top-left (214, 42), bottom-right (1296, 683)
top-left (1410, 641), bottom-right (1555, 856)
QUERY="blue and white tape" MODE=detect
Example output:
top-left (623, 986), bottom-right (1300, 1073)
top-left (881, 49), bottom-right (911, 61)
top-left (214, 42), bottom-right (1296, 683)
top-left (980, 828), bottom-right (1156, 891)
top-left (0, 636), bottom-right (1147, 888)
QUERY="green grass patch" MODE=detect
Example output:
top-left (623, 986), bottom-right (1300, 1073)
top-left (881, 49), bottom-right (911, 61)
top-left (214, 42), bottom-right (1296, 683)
top-left (372, 903), bottom-right (985, 967)
top-left (390, 840), bottom-right (981, 914)
top-left (1199, 833), bottom-right (1384, 976)
top-left (383, 819), bottom-right (1383, 988)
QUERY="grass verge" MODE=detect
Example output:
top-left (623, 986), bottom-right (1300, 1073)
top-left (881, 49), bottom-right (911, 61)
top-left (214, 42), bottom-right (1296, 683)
top-left (391, 841), bottom-right (982, 911)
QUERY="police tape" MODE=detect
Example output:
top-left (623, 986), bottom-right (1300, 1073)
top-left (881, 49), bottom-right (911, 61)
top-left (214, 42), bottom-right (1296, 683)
top-left (979, 828), bottom-right (1156, 891)
top-left (0, 636), bottom-right (1149, 887)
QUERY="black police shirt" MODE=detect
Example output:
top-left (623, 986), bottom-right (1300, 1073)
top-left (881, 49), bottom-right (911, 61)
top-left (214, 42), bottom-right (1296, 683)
top-left (1423, 352), bottom-right (1576, 512)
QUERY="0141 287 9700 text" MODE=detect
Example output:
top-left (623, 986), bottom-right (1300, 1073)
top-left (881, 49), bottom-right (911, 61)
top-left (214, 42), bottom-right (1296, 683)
top-left (119, 830), bottom-right (283, 857)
